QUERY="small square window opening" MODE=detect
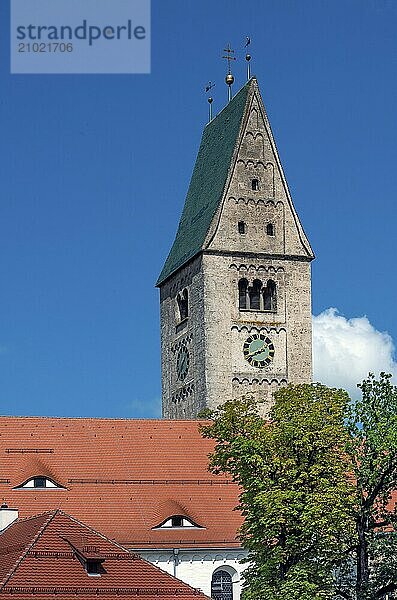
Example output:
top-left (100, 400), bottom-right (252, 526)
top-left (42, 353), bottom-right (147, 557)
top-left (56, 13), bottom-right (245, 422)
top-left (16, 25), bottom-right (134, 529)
top-left (86, 560), bottom-right (101, 575)
top-left (266, 223), bottom-right (275, 237)
top-left (33, 477), bottom-right (46, 488)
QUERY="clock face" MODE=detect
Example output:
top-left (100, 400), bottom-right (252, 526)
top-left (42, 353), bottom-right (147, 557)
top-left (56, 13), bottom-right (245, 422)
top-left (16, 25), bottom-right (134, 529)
top-left (243, 334), bottom-right (275, 368)
top-left (176, 347), bottom-right (190, 381)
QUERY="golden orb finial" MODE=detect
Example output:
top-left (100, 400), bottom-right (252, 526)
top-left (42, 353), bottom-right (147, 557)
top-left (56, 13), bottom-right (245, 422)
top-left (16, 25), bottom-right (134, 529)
top-left (222, 43), bottom-right (236, 102)
top-left (205, 85), bottom-right (215, 123)
top-left (225, 73), bottom-right (234, 86)
top-left (244, 36), bottom-right (252, 80)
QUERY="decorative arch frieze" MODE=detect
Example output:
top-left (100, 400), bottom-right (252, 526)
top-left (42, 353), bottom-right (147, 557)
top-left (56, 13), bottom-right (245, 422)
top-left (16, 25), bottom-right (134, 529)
top-left (245, 130), bottom-right (265, 150)
top-left (234, 197), bottom-right (281, 207)
top-left (229, 263), bottom-right (285, 274)
top-left (235, 157), bottom-right (275, 197)
top-left (166, 258), bottom-right (201, 298)
top-left (249, 106), bottom-right (259, 129)
top-left (231, 325), bottom-right (286, 335)
top-left (231, 376), bottom-right (287, 386)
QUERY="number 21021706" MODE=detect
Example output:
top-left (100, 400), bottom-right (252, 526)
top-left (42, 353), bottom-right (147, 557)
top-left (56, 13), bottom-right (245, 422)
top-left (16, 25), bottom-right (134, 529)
top-left (18, 42), bottom-right (73, 52)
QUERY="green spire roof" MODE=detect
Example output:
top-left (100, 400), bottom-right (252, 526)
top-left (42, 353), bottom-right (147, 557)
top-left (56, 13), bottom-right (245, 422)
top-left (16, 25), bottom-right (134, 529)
top-left (157, 80), bottom-right (251, 286)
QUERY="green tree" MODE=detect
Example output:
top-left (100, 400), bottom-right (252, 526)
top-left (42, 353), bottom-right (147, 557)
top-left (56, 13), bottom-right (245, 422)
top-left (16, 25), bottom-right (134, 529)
top-left (342, 372), bottom-right (397, 600)
top-left (201, 384), bottom-right (356, 600)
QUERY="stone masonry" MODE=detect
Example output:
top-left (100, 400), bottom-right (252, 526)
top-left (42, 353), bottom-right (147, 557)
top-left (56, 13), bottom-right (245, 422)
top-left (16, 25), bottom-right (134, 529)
top-left (158, 78), bottom-right (314, 418)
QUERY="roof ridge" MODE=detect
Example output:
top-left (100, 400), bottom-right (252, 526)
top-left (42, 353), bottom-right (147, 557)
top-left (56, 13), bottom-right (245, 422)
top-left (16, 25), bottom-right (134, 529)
top-left (0, 510), bottom-right (58, 589)
top-left (54, 510), bottom-right (132, 555)
top-left (0, 415), bottom-right (207, 422)
top-left (1, 510), bottom-right (211, 598)
top-left (5, 510), bottom-right (57, 525)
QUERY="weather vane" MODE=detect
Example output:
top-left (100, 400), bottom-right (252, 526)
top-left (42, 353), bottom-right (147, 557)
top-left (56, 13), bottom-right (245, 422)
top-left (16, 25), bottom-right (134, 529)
top-left (245, 36), bottom-right (252, 80)
top-left (205, 81), bottom-right (215, 123)
top-left (222, 43), bottom-right (236, 102)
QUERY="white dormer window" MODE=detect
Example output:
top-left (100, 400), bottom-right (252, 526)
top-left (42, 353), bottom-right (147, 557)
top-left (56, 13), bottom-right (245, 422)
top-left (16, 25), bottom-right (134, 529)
top-left (14, 476), bottom-right (64, 489)
top-left (155, 515), bottom-right (201, 529)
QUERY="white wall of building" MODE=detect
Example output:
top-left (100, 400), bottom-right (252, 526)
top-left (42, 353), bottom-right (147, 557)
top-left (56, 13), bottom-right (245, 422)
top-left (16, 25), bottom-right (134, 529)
top-left (138, 548), bottom-right (248, 599)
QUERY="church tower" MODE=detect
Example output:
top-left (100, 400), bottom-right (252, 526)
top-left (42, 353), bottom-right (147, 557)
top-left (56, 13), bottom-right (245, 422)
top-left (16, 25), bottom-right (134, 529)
top-left (157, 77), bottom-right (314, 419)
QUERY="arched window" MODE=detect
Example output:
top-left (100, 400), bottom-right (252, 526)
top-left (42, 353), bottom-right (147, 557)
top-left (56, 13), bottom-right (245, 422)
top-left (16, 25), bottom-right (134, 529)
top-left (14, 476), bottom-right (64, 489)
top-left (266, 223), bottom-right (275, 236)
top-left (238, 221), bottom-right (246, 234)
top-left (249, 279), bottom-right (262, 311)
top-left (156, 515), bottom-right (200, 529)
top-left (251, 178), bottom-right (259, 191)
top-left (264, 279), bottom-right (276, 311)
top-left (238, 279), bottom-right (277, 312)
top-left (211, 570), bottom-right (233, 600)
top-left (238, 278), bottom-right (248, 310)
top-left (177, 289), bottom-right (188, 321)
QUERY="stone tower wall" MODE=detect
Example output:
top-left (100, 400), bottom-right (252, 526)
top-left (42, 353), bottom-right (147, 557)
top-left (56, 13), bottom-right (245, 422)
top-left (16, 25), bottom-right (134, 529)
top-left (160, 256), bottom-right (207, 418)
top-left (159, 80), bottom-right (313, 418)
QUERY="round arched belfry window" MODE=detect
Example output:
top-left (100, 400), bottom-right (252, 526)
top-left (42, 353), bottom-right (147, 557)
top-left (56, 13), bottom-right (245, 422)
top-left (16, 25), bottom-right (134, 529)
top-left (211, 569), bottom-right (233, 600)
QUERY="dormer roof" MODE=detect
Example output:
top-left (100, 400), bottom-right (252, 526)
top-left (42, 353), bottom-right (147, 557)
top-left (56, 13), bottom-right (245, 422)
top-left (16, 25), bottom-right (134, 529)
top-left (0, 510), bottom-right (210, 599)
top-left (0, 416), bottom-right (242, 549)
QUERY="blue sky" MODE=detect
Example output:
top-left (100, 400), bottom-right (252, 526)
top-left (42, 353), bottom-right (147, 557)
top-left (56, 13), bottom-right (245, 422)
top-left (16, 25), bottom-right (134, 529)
top-left (0, 0), bottom-right (396, 418)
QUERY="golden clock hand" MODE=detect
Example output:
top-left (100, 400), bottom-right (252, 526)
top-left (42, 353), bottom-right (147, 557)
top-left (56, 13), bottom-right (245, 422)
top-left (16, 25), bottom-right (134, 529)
top-left (247, 345), bottom-right (267, 358)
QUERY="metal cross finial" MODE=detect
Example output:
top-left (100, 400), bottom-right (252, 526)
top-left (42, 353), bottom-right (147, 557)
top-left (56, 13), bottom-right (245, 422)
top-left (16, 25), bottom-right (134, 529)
top-left (222, 43), bottom-right (236, 75)
top-left (222, 43), bottom-right (236, 102)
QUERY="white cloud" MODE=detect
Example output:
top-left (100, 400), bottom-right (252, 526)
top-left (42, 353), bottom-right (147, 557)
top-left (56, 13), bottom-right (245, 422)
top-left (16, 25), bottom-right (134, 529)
top-left (125, 397), bottom-right (161, 418)
top-left (312, 308), bottom-right (397, 398)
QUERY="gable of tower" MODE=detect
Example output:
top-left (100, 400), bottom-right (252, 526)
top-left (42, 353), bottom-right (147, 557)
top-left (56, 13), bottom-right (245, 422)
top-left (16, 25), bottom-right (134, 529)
top-left (205, 82), bottom-right (314, 259)
top-left (157, 78), bottom-right (313, 288)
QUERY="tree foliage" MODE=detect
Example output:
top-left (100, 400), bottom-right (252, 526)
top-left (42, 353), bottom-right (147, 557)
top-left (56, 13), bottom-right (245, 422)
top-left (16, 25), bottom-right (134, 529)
top-left (202, 374), bottom-right (397, 599)
top-left (342, 372), bottom-right (397, 600)
top-left (201, 384), bottom-right (356, 600)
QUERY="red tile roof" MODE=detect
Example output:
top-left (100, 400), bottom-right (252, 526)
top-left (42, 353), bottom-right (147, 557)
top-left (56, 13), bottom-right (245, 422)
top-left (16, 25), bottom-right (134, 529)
top-left (0, 417), bottom-right (242, 549)
top-left (0, 510), bottom-right (210, 599)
